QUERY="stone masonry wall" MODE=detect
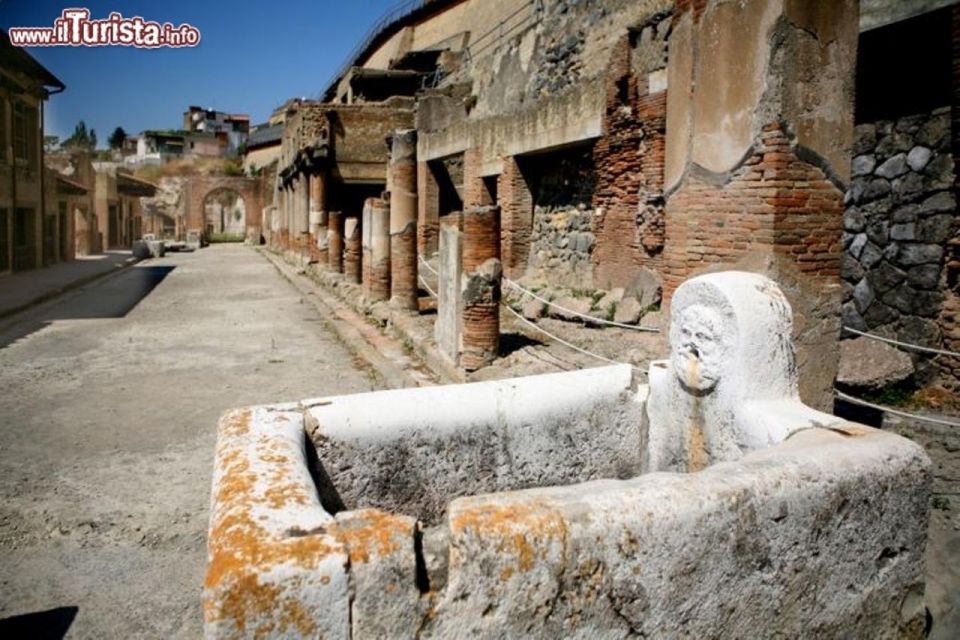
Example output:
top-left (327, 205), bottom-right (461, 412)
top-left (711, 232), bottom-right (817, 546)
top-left (526, 146), bottom-right (596, 289)
top-left (842, 108), bottom-right (956, 383)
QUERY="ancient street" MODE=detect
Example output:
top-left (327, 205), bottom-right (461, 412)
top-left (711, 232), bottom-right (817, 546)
top-left (0, 245), bottom-right (377, 638)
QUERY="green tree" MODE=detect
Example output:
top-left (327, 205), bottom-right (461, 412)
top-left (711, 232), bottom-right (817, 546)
top-left (108, 126), bottom-right (127, 150)
top-left (62, 120), bottom-right (97, 150)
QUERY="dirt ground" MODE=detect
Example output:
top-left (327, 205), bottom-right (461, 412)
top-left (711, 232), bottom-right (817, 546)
top-left (0, 245), bottom-right (376, 638)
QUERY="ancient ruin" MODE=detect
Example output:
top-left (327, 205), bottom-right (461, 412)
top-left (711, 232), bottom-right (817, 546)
top-left (204, 272), bottom-right (931, 638)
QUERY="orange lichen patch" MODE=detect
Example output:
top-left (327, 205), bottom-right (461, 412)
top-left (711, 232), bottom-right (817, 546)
top-left (330, 510), bottom-right (412, 565)
top-left (205, 411), bottom-right (345, 635)
top-left (450, 500), bottom-right (567, 576)
top-left (220, 408), bottom-right (253, 439)
top-left (263, 482), bottom-right (311, 510)
top-left (206, 570), bottom-right (320, 638)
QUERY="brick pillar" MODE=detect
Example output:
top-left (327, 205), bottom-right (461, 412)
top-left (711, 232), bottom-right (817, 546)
top-left (418, 160), bottom-right (440, 257)
top-left (343, 217), bottom-right (362, 284)
top-left (327, 211), bottom-right (344, 273)
top-left (460, 205), bottom-right (501, 371)
top-left (662, 0), bottom-right (857, 410)
top-left (497, 155), bottom-right (534, 279)
top-left (389, 129), bottom-right (418, 310)
top-left (463, 148), bottom-right (495, 209)
top-left (368, 198), bottom-right (391, 302)
top-left (592, 26), bottom-right (669, 289)
top-left (309, 171), bottom-right (328, 265)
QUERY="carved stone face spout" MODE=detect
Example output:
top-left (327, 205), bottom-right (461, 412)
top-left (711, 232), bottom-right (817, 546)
top-left (671, 305), bottom-right (723, 393)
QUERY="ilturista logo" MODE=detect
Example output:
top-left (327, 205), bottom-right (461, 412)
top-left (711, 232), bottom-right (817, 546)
top-left (8, 9), bottom-right (201, 48)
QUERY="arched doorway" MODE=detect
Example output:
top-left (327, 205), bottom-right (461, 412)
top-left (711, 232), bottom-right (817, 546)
top-left (202, 188), bottom-right (246, 238)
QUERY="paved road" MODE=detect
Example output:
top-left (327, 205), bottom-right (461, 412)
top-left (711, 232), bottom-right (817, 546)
top-left (0, 245), bottom-right (377, 638)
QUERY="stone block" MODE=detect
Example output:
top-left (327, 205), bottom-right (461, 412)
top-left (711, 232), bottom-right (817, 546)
top-left (875, 153), bottom-right (909, 179)
top-left (906, 146), bottom-right (932, 172)
top-left (613, 297), bottom-right (643, 325)
top-left (837, 336), bottom-right (914, 390)
top-left (548, 295), bottom-right (593, 322)
top-left (521, 298), bottom-right (546, 320)
top-left (898, 243), bottom-right (944, 266)
top-left (435, 226), bottom-right (462, 364)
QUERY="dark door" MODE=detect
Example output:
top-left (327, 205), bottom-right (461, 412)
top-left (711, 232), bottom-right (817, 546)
top-left (0, 208), bottom-right (9, 272)
top-left (59, 202), bottom-right (70, 261)
top-left (43, 213), bottom-right (56, 266)
top-left (108, 205), bottom-right (119, 248)
top-left (13, 208), bottom-right (36, 272)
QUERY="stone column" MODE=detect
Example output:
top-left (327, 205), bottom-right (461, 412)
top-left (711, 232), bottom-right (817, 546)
top-left (310, 171), bottom-right (328, 265)
top-left (660, 0), bottom-right (858, 410)
top-left (368, 198), bottom-right (391, 302)
top-left (300, 174), bottom-right (311, 255)
top-left (362, 199), bottom-right (373, 293)
top-left (460, 205), bottom-right (502, 371)
top-left (390, 130), bottom-right (418, 310)
top-left (328, 211), bottom-right (344, 273)
top-left (343, 217), bottom-right (362, 284)
top-left (417, 160), bottom-right (440, 257)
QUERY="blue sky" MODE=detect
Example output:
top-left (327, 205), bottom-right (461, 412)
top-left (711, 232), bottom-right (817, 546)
top-left (0, 0), bottom-right (402, 144)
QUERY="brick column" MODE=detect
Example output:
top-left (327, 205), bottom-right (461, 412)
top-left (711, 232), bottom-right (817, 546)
top-left (309, 171), bottom-right (328, 265)
top-left (463, 149), bottom-right (495, 210)
top-left (662, 0), bottom-right (857, 409)
top-left (368, 198), bottom-right (391, 302)
top-left (497, 156), bottom-right (534, 279)
top-left (343, 217), bottom-right (362, 284)
top-left (389, 129), bottom-right (418, 310)
top-left (327, 210), bottom-right (344, 273)
top-left (417, 161), bottom-right (440, 257)
top-left (460, 205), bottom-right (501, 371)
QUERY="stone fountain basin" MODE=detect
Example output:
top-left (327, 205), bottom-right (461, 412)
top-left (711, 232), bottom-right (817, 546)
top-left (203, 365), bottom-right (930, 639)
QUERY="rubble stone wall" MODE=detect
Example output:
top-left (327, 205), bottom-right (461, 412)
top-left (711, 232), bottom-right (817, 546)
top-left (526, 146), bottom-right (597, 289)
top-left (842, 107), bottom-right (957, 384)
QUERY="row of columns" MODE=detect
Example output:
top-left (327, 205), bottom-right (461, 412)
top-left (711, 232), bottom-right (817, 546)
top-left (275, 132), bottom-right (504, 373)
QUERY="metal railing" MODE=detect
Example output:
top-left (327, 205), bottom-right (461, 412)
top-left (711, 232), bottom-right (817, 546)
top-left (320, 0), bottom-right (428, 99)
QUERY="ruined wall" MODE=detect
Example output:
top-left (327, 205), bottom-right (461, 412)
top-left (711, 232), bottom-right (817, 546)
top-left (592, 19), bottom-right (669, 289)
top-left (661, 0), bottom-right (858, 410)
top-left (843, 108), bottom-right (956, 383)
top-left (525, 146), bottom-right (597, 289)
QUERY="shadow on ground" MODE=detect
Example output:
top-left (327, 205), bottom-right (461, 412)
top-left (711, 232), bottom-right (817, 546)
top-left (0, 266), bottom-right (175, 348)
top-left (0, 606), bottom-right (78, 639)
top-left (499, 331), bottom-right (544, 358)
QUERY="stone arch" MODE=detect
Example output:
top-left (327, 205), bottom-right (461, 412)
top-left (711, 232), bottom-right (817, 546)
top-left (203, 188), bottom-right (246, 236)
top-left (183, 176), bottom-right (264, 242)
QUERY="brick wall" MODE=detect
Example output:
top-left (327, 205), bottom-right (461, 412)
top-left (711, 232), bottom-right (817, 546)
top-left (940, 3), bottom-right (960, 390)
top-left (497, 155), bottom-right (533, 279)
top-left (663, 123), bottom-right (843, 295)
top-left (418, 161), bottom-right (440, 257)
top-left (463, 149), bottom-right (494, 210)
top-left (592, 28), bottom-right (668, 290)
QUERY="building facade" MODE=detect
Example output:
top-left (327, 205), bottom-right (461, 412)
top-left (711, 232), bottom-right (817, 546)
top-left (0, 28), bottom-right (66, 274)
